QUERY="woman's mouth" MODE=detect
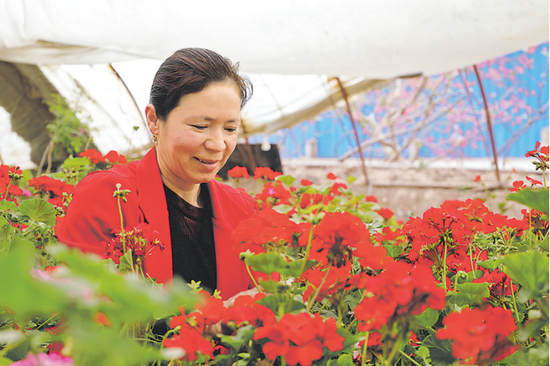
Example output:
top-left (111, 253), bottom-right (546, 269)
top-left (195, 157), bottom-right (218, 165)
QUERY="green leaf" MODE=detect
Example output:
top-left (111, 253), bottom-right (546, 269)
top-left (118, 249), bottom-right (134, 273)
top-left (477, 259), bottom-right (499, 271)
top-left (275, 175), bottom-right (297, 187)
top-left (346, 175), bottom-right (357, 184)
top-left (336, 353), bottom-right (354, 366)
top-left (0, 200), bottom-right (18, 213)
top-left (383, 245), bottom-right (403, 258)
top-left (258, 279), bottom-right (289, 293)
top-left (0, 358), bottom-right (14, 366)
top-left (0, 242), bottom-right (66, 316)
top-left (219, 325), bottom-right (255, 350)
top-left (62, 156), bottom-right (92, 170)
top-left (245, 253), bottom-right (315, 276)
top-left (0, 217), bottom-right (15, 258)
top-left (500, 251), bottom-right (549, 302)
top-left (449, 282), bottom-right (490, 307)
top-left (256, 295), bottom-right (304, 314)
top-left (540, 236), bottom-right (549, 252)
top-left (506, 188), bottom-right (549, 216)
top-left (18, 199), bottom-right (56, 226)
top-left (415, 346), bottom-right (431, 364)
top-left (422, 334), bottom-right (456, 366)
top-left (415, 308), bottom-right (440, 328)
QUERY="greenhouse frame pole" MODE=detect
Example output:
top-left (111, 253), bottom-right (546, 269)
top-left (473, 65), bottom-right (501, 183)
top-left (335, 78), bottom-right (370, 185)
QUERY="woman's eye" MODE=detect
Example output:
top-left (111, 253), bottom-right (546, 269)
top-left (192, 125), bottom-right (207, 130)
top-left (225, 128), bottom-right (237, 133)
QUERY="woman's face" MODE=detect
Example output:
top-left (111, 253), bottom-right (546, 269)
top-left (147, 81), bottom-right (242, 192)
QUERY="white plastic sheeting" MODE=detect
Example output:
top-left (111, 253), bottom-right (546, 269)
top-left (0, 0), bottom-right (548, 77)
top-left (0, 0), bottom-right (548, 169)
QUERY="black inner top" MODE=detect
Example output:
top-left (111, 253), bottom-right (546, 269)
top-left (164, 183), bottom-right (217, 293)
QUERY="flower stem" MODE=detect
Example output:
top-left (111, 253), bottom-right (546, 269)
top-left (384, 335), bottom-right (403, 366)
top-left (361, 332), bottom-right (369, 366)
top-left (510, 279), bottom-right (521, 325)
top-left (246, 263), bottom-right (262, 293)
top-left (306, 265), bottom-right (331, 312)
top-left (442, 235), bottom-right (449, 289)
top-left (398, 350), bottom-right (422, 366)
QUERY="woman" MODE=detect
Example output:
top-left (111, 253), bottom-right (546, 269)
top-left (57, 48), bottom-right (255, 300)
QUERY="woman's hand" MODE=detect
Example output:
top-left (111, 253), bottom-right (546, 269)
top-left (223, 287), bottom-right (261, 307)
top-left (203, 287), bottom-right (262, 337)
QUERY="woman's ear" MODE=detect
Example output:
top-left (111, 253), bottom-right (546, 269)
top-left (145, 104), bottom-right (160, 135)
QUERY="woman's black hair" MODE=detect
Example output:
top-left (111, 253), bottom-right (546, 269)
top-left (149, 48), bottom-right (253, 120)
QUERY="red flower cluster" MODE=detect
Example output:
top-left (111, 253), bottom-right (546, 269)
top-left (28, 175), bottom-right (75, 209)
top-left (437, 306), bottom-right (518, 365)
top-left (472, 269), bottom-right (517, 299)
top-left (299, 192), bottom-right (324, 209)
top-left (355, 261), bottom-right (445, 331)
top-left (298, 211), bottom-right (386, 269)
top-left (79, 149), bottom-right (127, 165)
top-left (232, 208), bottom-right (305, 254)
top-left (103, 223), bottom-right (164, 269)
top-left (328, 182), bottom-right (347, 195)
top-left (227, 165), bottom-right (250, 179)
top-left (0, 165), bottom-right (26, 200)
top-left (510, 174), bottom-right (543, 192)
top-left (402, 199), bottom-right (527, 266)
top-left (79, 149), bottom-right (105, 164)
top-left (301, 261), bottom-right (362, 304)
top-left (254, 182), bottom-right (291, 210)
top-left (163, 309), bottom-right (215, 362)
top-left (103, 150), bottom-right (128, 165)
top-left (376, 207), bottom-right (394, 220)
top-left (525, 141), bottom-right (549, 164)
top-left (364, 195), bottom-right (378, 203)
top-left (164, 292), bottom-right (269, 362)
top-left (253, 167), bottom-right (282, 180)
top-left (253, 312), bottom-right (344, 366)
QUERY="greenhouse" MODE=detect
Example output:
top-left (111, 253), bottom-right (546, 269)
top-left (0, 1), bottom-right (548, 365)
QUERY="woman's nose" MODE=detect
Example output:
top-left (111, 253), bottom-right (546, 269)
top-left (204, 131), bottom-right (225, 151)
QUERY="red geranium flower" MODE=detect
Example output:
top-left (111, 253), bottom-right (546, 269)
top-left (232, 208), bottom-right (304, 253)
top-left (510, 180), bottom-right (526, 192)
top-left (326, 172), bottom-right (337, 180)
top-left (103, 150), bottom-right (127, 164)
top-left (253, 166), bottom-right (282, 180)
top-left (364, 195), bottom-right (378, 203)
top-left (227, 165), bottom-right (250, 179)
top-left (376, 208), bottom-right (394, 219)
top-left (437, 306), bottom-right (518, 365)
top-left (79, 149), bottom-right (105, 164)
top-left (300, 179), bottom-right (313, 186)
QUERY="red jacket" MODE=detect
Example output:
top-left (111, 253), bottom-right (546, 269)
top-left (57, 149), bottom-right (255, 299)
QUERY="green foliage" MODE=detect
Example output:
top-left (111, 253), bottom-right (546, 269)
top-left (45, 93), bottom-right (91, 156)
top-left (275, 174), bottom-right (297, 187)
top-left (506, 188), bottom-right (549, 216)
top-left (422, 332), bottom-right (456, 366)
top-left (500, 251), bottom-right (549, 303)
top-left (245, 253), bottom-right (316, 276)
top-left (447, 282), bottom-right (490, 307)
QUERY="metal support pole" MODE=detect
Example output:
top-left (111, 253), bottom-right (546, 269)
top-left (334, 77), bottom-right (369, 185)
top-left (473, 65), bottom-right (501, 183)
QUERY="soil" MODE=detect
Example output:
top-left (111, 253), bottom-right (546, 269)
top-left (279, 158), bottom-right (547, 222)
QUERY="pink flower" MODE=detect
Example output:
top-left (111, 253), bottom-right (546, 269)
top-left (11, 353), bottom-right (74, 366)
